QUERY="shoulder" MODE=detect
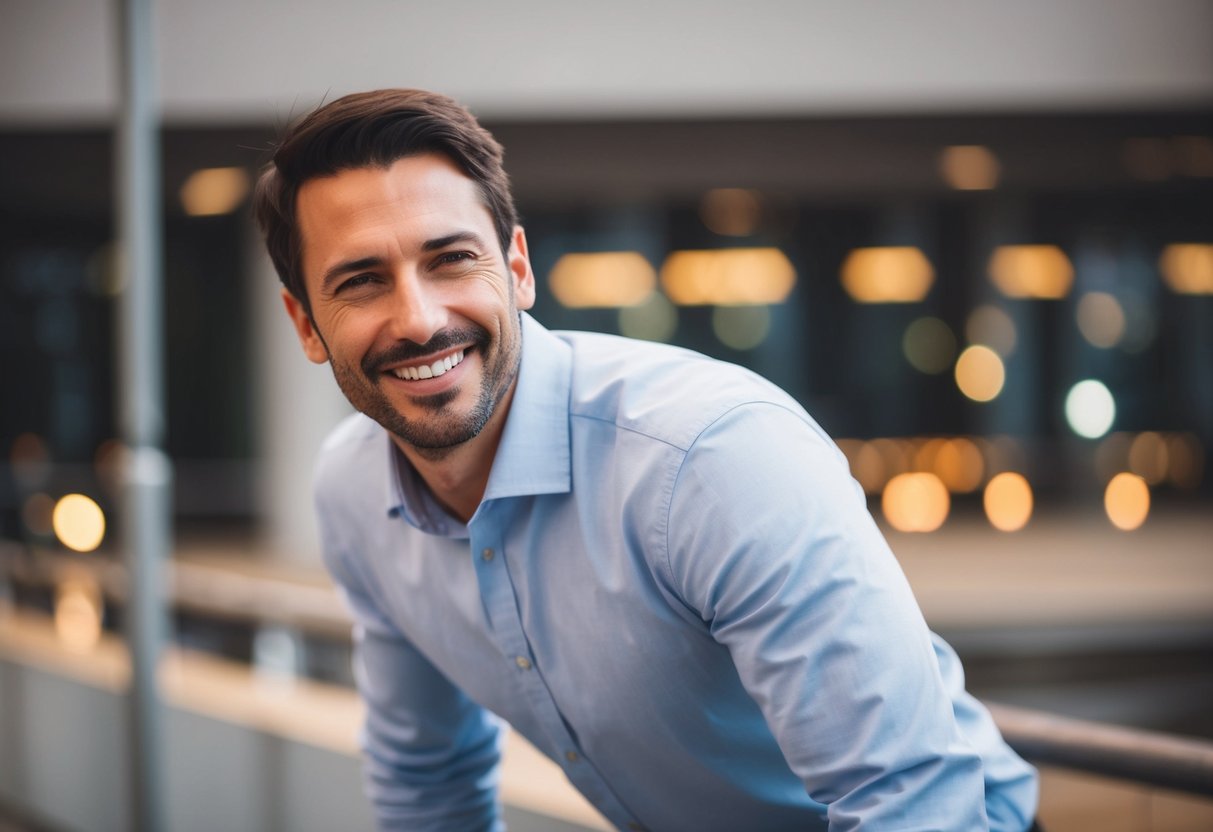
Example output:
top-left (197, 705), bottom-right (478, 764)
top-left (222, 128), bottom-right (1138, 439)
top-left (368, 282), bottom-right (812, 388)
top-left (555, 330), bottom-right (816, 452)
top-left (313, 411), bottom-right (388, 506)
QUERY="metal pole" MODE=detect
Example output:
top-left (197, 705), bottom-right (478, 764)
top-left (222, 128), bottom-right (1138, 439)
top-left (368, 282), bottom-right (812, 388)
top-left (115, 0), bottom-right (171, 829)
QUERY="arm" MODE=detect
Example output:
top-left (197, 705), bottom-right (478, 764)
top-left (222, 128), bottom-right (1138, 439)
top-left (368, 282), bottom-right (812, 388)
top-left (324, 541), bottom-right (504, 831)
top-left (665, 403), bottom-right (988, 831)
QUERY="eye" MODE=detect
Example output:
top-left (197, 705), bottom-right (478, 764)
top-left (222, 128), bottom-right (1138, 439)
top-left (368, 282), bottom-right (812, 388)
top-left (336, 273), bottom-right (376, 293)
top-left (434, 251), bottom-right (475, 268)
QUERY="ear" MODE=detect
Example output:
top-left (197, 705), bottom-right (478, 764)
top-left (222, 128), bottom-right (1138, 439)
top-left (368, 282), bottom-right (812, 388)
top-left (507, 226), bottom-right (536, 312)
top-left (281, 288), bottom-right (330, 364)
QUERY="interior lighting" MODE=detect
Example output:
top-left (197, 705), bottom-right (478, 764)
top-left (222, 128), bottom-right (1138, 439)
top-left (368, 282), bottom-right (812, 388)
top-left (965, 305), bottom-right (1017, 357)
top-left (712, 305), bottom-right (771, 350)
top-left (179, 167), bottom-right (250, 216)
top-left (954, 345), bottom-right (1005, 403)
top-left (1065, 380), bottom-right (1116, 439)
top-left (882, 472), bottom-right (950, 533)
top-left (902, 317), bottom-right (956, 374)
top-left (939, 145), bottom-right (1001, 191)
top-left (52, 493), bottom-right (106, 553)
top-left (988, 245), bottom-right (1074, 299)
top-left (934, 438), bottom-right (984, 493)
top-left (54, 578), bottom-right (103, 653)
top-left (661, 248), bottom-right (795, 305)
top-left (852, 441), bottom-right (887, 495)
top-left (840, 247), bottom-right (934, 303)
top-left (983, 472), bottom-right (1033, 532)
top-left (1076, 292), bottom-right (1126, 348)
top-left (1159, 244), bottom-right (1213, 294)
top-left (1128, 431), bottom-right (1169, 485)
top-left (1166, 433), bottom-right (1204, 489)
top-left (912, 437), bottom-right (949, 474)
top-left (700, 188), bottom-right (763, 236)
top-left (1105, 473), bottom-right (1150, 531)
top-left (549, 252), bottom-right (656, 308)
top-left (618, 291), bottom-right (677, 342)
top-left (871, 438), bottom-right (911, 481)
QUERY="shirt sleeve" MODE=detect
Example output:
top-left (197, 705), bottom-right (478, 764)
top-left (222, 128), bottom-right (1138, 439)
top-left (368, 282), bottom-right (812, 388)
top-left (664, 402), bottom-right (990, 832)
top-left (321, 522), bottom-right (505, 832)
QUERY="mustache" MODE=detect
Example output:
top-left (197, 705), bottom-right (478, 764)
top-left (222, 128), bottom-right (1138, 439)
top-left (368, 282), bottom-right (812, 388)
top-left (363, 326), bottom-right (490, 376)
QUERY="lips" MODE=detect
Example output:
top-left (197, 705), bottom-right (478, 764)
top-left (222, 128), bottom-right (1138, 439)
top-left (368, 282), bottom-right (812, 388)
top-left (390, 348), bottom-right (466, 381)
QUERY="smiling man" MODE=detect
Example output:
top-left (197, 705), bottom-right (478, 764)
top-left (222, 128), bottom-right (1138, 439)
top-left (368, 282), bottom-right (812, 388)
top-left (255, 89), bottom-right (1039, 831)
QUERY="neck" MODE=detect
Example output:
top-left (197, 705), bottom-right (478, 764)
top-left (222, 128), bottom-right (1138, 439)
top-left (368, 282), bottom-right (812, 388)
top-left (392, 382), bottom-right (517, 524)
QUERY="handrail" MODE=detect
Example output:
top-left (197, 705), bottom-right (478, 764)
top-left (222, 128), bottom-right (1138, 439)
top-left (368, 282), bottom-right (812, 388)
top-left (988, 702), bottom-right (1213, 797)
top-left (5, 540), bottom-right (1213, 797)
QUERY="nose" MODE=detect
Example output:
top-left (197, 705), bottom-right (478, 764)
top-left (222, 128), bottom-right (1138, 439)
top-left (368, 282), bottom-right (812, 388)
top-left (383, 269), bottom-right (447, 347)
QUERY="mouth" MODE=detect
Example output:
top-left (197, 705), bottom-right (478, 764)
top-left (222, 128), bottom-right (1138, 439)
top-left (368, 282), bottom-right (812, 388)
top-left (385, 347), bottom-right (468, 382)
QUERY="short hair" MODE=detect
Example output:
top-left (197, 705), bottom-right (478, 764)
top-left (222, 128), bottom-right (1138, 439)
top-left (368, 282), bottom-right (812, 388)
top-left (254, 88), bottom-right (517, 314)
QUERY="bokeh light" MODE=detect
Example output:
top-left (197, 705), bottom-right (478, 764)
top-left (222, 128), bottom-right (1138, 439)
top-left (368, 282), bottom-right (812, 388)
top-left (550, 252), bottom-right (656, 308)
top-left (882, 472), bottom-right (950, 533)
top-left (1159, 244), bottom-right (1213, 294)
top-left (662, 248), bottom-right (795, 305)
top-left (954, 345), bottom-right (1006, 402)
top-left (52, 494), bottom-right (106, 553)
top-left (965, 304), bottom-right (1017, 357)
top-left (1128, 431), bottom-right (1169, 485)
top-left (1105, 473), bottom-right (1150, 531)
top-left (939, 145), bottom-right (1000, 190)
top-left (840, 247), bottom-right (934, 303)
top-left (10, 432), bottom-right (51, 490)
top-left (700, 188), bottom-right (763, 236)
top-left (934, 438), bottom-right (985, 493)
top-left (1076, 291), bottom-right (1126, 348)
top-left (983, 472), bottom-right (1034, 532)
top-left (21, 492), bottom-right (55, 536)
top-left (618, 291), bottom-right (678, 342)
top-left (54, 578), bottom-right (103, 653)
top-left (902, 317), bottom-right (956, 374)
top-left (180, 166), bottom-right (250, 216)
top-left (1166, 433), bottom-right (1205, 489)
top-left (1065, 380), bottom-right (1116, 439)
top-left (988, 245), bottom-right (1074, 299)
top-left (712, 305), bottom-right (771, 350)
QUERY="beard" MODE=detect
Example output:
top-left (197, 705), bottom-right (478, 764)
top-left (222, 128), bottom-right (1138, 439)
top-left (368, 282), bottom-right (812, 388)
top-left (327, 320), bottom-right (522, 457)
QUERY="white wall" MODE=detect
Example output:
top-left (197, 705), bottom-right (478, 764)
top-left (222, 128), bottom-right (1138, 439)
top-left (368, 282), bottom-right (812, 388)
top-left (2, 0), bottom-right (1212, 125)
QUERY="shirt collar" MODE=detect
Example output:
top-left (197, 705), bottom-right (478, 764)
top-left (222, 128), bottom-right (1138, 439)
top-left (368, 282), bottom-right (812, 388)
top-left (383, 312), bottom-right (573, 522)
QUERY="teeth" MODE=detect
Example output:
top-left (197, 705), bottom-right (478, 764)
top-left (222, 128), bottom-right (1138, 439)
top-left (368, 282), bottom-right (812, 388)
top-left (392, 349), bottom-right (465, 381)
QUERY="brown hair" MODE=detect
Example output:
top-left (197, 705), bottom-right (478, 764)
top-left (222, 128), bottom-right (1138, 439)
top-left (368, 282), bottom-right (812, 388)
top-left (254, 88), bottom-right (517, 313)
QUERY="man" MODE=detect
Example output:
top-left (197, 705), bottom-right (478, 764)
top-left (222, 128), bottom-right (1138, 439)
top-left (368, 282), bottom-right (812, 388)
top-left (256, 88), bottom-right (1039, 831)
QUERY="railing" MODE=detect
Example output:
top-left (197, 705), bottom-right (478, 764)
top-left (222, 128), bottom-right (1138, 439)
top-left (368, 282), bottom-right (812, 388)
top-left (5, 540), bottom-right (1213, 800)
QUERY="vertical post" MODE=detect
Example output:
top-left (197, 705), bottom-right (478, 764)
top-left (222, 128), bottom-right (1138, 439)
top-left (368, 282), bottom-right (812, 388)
top-left (115, 0), bottom-right (171, 830)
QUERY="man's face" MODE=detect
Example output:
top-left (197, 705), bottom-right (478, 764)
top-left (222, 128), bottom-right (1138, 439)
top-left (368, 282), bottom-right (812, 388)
top-left (283, 153), bottom-right (535, 455)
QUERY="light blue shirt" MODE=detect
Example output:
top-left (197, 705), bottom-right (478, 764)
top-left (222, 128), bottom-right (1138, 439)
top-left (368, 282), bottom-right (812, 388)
top-left (315, 313), bottom-right (1038, 831)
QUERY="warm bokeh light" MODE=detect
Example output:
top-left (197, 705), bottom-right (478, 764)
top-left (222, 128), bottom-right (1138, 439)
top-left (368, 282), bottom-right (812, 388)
top-left (179, 166), bottom-right (250, 216)
top-left (10, 432), bottom-right (51, 489)
top-left (712, 305), bottom-right (771, 350)
top-left (954, 345), bottom-right (1006, 402)
top-left (700, 188), bottom-right (763, 236)
top-left (1166, 433), bottom-right (1205, 489)
top-left (965, 304), bottom-right (1017, 357)
top-left (661, 248), bottom-right (795, 305)
top-left (1094, 432), bottom-right (1133, 484)
top-left (549, 252), bottom-right (656, 308)
top-left (983, 472), bottom-right (1033, 532)
top-left (1172, 135), bottom-right (1213, 177)
top-left (1065, 380), bottom-right (1116, 439)
top-left (882, 472), bottom-right (950, 533)
top-left (902, 317), bottom-right (956, 374)
top-left (939, 145), bottom-right (1001, 190)
top-left (840, 247), bottom-right (934, 303)
top-left (871, 438), bottom-right (913, 482)
top-left (981, 435), bottom-right (1027, 477)
top-left (21, 492), bottom-right (55, 536)
top-left (54, 578), bottom-right (103, 653)
top-left (1076, 291), bottom-right (1126, 348)
top-left (51, 493), bottom-right (106, 553)
top-left (618, 291), bottom-right (677, 342)
top-left (853, 442), bottom-right (887, 495)
top-left (1122, 138), bottom-right (1172, 182)
top-left (934, 438), bottom-right (984, 493)
top-left (1128, 431), bottom-right (1169, 485)
top-left (988, 245), bottom-right (1074, 299)
top-left (1159, 244), bottom-right (1213, 294)
top-left (1105, 473), bottom-right (1150, 531)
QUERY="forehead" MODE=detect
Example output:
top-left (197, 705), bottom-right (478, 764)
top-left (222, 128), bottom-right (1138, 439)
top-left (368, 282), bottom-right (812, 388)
top-left (296, 154), bottom-right (491, 274)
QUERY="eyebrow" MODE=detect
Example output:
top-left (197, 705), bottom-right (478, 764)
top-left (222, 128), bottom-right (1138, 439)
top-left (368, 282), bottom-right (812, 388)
top-left (319, 231), bottom-right (489, 292)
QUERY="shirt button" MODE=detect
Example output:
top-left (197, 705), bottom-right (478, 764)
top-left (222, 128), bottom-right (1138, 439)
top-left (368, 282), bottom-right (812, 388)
top-left (481, 547), bottom-right (494, 561)
top-left (565, 750), bottom-right (579, 763)
top-left (514, 656), bottom-right (532, 670)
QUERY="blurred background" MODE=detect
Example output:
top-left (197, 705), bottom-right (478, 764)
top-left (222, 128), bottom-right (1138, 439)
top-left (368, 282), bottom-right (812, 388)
top-left (0, 1), bottom-right (1211, 830)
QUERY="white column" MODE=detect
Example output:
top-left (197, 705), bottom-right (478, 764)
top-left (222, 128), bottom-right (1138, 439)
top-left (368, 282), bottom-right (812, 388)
top-left (249, 243), bottom-right (351, 567)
